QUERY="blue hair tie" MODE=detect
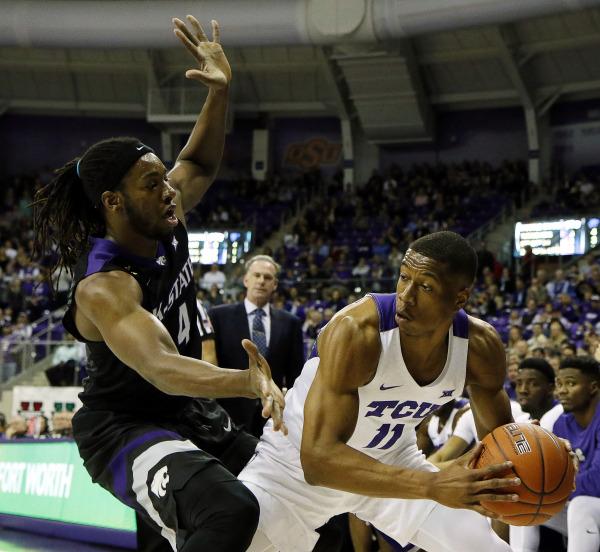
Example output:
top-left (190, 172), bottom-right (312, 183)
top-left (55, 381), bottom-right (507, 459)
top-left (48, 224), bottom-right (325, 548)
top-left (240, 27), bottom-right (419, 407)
top-left (76, 159), bottom-right (82, 178)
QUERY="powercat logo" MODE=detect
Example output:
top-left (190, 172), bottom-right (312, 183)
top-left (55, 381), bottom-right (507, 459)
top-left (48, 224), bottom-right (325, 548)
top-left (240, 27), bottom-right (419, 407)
top-left (284, 138), bottom-right (342, 170)
top-left (151, 466), bottom-right (169, 498)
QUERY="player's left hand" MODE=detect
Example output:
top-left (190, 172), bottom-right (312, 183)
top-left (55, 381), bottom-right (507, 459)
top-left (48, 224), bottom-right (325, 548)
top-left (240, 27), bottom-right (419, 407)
top-left (173, 16), bottom-right (232, 90)
top-left (242, 339), bottom-right (288, 435)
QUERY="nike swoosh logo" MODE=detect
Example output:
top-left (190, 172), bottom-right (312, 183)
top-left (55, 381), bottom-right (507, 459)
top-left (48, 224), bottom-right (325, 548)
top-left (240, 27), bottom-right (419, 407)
top-left (136, 145), bottom-right (144, 150)
top-left (586, 529), bottom-right (598, 534)
top-left (224, 418), bottom-right (232, 432)
top-left (380, 384), bottom-right (403, 391)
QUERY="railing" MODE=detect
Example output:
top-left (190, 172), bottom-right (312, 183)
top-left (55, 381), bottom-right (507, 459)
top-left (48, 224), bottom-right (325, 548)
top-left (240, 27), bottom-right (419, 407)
top-left (0, 339), bottom-right (82, 386)
top-left (30, 308), bottom-right (66, 340)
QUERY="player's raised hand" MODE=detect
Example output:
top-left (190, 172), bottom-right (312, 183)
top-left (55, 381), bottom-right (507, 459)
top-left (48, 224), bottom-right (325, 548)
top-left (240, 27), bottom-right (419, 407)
top-left (172, 16), bottom-right (232, 90)
top-left (242, 339), bottom-right (288, 435)
top-left (427, 443), bottom-right (521, 518)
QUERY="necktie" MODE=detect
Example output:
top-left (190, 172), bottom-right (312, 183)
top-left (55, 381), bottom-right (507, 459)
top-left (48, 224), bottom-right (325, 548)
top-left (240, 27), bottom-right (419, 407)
top-left (252, 308), bottom-right (268, 357)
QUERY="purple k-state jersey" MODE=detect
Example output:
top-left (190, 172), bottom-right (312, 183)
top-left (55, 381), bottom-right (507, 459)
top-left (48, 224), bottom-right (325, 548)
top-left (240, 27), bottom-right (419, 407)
top-left (552, 404), bottom-right (600, 499)
top-left (63, 222), bottom-right (200, 418)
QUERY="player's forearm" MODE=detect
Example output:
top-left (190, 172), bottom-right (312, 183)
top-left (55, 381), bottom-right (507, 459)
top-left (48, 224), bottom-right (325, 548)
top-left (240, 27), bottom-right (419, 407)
top-left (176, 87), bottom-right (229, 178)
top-left (301, 442), bottom-right (434, 500)
top-left (140, 352), bottom-right (255, 399)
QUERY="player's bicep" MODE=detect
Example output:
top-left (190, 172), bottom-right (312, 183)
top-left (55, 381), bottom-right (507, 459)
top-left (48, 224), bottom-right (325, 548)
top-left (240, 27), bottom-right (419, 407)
top-left (300, 311), bottom-right (379, 464)
top-left (467, 319), bottom-right (513, 438)
top-left (77, 273), bottom-right (179, 383)
top-left (467, 385), bottom-right (512, 439)
top-left (302, 369), bottom-right (360, 452)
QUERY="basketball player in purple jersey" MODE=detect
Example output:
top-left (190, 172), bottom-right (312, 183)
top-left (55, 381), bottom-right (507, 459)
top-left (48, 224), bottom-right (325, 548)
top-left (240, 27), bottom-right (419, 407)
top-left (511, 355), bottom-right (600, 552)
top-left (240, 231), bottom-right (522, 552)
top-left (33, 17), bottom-right (285, 552)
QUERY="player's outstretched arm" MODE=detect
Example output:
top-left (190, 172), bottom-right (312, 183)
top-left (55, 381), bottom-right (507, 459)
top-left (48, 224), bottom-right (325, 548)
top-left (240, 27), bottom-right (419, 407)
top-left (74, 271), bottom-right (285, 430)
top-left (168, 16), bottom-right (231, 216)
top-left (465, 318), bottom-right (514, 439)
top-left (300, 298), bottom-right (520, 515)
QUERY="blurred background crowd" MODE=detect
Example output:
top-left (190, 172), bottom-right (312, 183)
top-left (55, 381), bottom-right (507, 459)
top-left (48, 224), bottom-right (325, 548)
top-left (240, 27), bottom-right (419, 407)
top-left (0, 158), bottom-right (598, 445)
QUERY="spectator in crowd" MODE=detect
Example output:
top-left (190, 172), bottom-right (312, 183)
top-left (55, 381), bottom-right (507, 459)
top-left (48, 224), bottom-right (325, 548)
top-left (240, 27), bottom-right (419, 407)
top-left (498, 267), bottom-right (515, 295)
top-left (5, 415), bottom-right (27, 439)
top-left (521, 298), bottom-right (539, 326)
top-left (507, 326), bottom-right (524, 355)
top-left (206, 283), bottom-right (224, 307)
top-left (302, 308), bottom-right (324, 341)
top-left (548, 320), bottom-right (569, 350)
top-left (504, 355), bottom-right (520, 400)
top-left (561, 342), bottom-right (577, 357)
top-left (584, 294), bottom-right (600, 327)
top-left (351, 257), bottom-right (370, 283)
top-left (527, 277), bottom-right (549, 306)
top-left (209, 255), bottom-right (304, 436)
top-left (547, 268), bottom-right (573, 300)
top-left (527, 323), bottom-right (548, 351)
top-left (45, 333), bottom-right (87, 386)
top-left (388, 246), bottom-right (403, 278)
top-left (51, 411), bottom-right (75, 438)
top-left (27, 414), bottom-right (50, 439)
top-left (0, 412), bottom-right (5, 438)
top-left (520, 245), bottom-right (536, 284)
top-left (512, 277), bottom-right (528, 309)
top-left (284, 287), bottom-right (307, 322)
top-left (200, 263), bottom-right (226, 290)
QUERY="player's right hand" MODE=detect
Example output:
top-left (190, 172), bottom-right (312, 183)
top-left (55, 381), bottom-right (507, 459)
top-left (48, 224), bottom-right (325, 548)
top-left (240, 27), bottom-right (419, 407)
top-left (427, 443), bottom-right (521, 518)
top-left (242, 339), bottom-right (287, 435)
top-left (173, 16), bottom-right (231, 90)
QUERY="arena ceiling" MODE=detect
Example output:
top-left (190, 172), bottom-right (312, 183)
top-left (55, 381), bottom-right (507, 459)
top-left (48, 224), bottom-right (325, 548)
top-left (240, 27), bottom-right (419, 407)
top-left (3, 1), bottom-right (600, 143)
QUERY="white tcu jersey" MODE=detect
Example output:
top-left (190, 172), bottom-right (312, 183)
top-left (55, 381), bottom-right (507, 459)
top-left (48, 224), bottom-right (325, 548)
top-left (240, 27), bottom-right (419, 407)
top-left (240, 294), bottom-right (473, 551)
top-left (283, 293), bottom-right (470, 461)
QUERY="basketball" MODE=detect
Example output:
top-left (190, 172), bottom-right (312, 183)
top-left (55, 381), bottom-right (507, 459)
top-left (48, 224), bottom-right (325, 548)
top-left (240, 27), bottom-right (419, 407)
top-left (474, 422), bottom-right (575, 526)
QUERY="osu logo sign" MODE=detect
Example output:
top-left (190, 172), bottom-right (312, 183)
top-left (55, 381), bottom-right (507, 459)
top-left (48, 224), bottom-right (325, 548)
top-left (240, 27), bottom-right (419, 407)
top-left (284, 138), bottom-right (342, 170)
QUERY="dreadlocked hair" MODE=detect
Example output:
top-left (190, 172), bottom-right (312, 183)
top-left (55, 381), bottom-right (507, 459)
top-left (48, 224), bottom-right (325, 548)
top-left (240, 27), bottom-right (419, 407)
top-left (33, 157), bottom-right (103, 284)
top-left (33, 136), bottom-right (141, 286)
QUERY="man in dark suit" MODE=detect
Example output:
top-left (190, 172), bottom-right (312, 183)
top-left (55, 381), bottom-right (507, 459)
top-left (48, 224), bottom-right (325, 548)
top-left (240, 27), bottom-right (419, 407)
top-left (209, 254), bottom-right (304, 436)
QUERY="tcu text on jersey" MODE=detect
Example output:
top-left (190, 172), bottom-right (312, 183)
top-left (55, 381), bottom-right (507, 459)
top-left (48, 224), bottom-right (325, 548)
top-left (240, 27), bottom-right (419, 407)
top-left (364, 400), bottom-right (441, 450)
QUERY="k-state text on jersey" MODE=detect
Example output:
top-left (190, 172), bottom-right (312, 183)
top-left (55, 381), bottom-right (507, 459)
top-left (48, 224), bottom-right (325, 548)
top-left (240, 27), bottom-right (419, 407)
top-left (153, 257), bottom-right (194, 320)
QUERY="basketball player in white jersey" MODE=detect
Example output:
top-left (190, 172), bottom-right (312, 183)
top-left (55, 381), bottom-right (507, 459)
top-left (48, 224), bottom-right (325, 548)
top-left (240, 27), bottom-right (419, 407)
top-left (240, 231), bottom-right (520, 552)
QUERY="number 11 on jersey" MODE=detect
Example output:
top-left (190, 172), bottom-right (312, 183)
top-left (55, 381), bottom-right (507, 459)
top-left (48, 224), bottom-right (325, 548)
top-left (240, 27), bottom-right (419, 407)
top-left (365, 423), bottom-right (405, 450)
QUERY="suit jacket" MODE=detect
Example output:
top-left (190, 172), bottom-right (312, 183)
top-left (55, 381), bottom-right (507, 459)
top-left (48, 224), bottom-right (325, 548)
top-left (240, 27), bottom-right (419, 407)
top-left (209, 302), bottom-right (304, 436)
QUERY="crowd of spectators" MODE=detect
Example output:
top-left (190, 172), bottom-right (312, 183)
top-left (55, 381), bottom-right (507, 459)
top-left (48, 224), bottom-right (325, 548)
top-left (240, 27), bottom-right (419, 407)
top-left (0, 171), bottom-right (56, 337)
top-left (531, 168), bottom-right (600, 218)
top-left (2, 158), bottom-right (599, 396)
top-left (0, 409), bottom-right (74, 440)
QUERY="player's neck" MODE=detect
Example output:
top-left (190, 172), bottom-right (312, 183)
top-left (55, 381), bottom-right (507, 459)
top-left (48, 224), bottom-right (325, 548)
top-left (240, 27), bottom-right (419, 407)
top-left (400, 328), bottom-right (450, 385)
top-left (573, 395), bottom-right (599, 428)
top-left (104, 227), bottom-right (158, 259)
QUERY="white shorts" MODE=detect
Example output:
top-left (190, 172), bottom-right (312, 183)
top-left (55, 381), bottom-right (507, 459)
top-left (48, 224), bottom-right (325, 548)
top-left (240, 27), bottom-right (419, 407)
top-left (239, 441), bottom-right (438, 552)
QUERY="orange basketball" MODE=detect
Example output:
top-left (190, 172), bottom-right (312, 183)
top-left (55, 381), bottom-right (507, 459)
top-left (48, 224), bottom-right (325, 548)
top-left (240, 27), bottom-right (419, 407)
top-left (473, 422), bottom-right (575, 526)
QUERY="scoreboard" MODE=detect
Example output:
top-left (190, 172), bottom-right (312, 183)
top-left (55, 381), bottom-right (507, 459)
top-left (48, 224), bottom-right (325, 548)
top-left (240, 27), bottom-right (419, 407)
top-left (514, 218), bottom-right (598, 257)
top-left (188, 230), bottom-right (253, 265)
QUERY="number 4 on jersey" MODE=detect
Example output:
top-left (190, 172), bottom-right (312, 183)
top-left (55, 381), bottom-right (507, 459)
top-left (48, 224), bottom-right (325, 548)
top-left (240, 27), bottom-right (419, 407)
top-left (178, 303), bottom-right (191, 345)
